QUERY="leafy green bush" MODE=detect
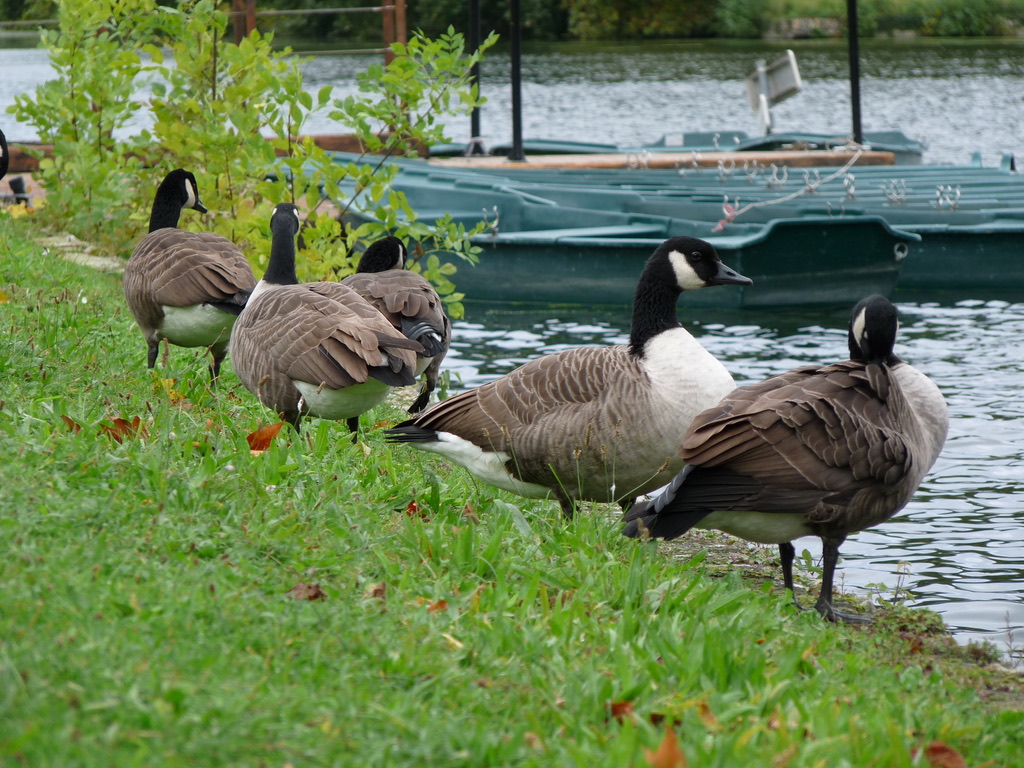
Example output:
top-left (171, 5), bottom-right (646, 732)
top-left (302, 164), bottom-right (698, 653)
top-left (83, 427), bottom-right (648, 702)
top-left (9, 0), bottom-right (155, 250)
top-left (8, 0), bottom-right (495, 319)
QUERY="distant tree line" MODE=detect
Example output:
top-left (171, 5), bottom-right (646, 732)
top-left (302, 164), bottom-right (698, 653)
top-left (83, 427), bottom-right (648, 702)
top-left (3, 0), bottom-right (1023, 41)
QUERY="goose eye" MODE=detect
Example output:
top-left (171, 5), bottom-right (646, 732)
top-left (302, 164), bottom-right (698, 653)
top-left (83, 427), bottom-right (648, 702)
top-left (690, 251), bottom-right (703, 260)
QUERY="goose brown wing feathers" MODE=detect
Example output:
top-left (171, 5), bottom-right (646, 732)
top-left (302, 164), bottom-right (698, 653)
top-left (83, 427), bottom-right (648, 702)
top-left (235, 284), bottom-right (420, 391)
top-left (127, 229), bottom-right (255, 309)
top-left (678, 361), bottom-right (914, 517)
top-left (412, 346), bottom-right (644, 450)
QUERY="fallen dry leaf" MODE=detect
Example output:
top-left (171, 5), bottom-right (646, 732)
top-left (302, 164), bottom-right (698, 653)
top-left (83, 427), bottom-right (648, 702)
top-left (364, 581), bottom-right (387, 600)
top-left (643, 727), bottom-right (686, 768)
top-left (461, 503), bottom-right (481, 523)
top-left (696, 699), bottom-right (719, 730)
top-left (427, 599), bottom-right (449, 613)
top-left (287, 582), bottom-right (326, 602)
top-left (100, 416), bottom-right (147, 444)
top-left (608, 700), bottom-right (635, 723)
top-left (247, 422), bottom-right (286, 454)
top-left (61, 414), bottom-right (82, 433)
top-left (918, 741), bottom-right (968, 768)
top-left (404, 500), bottom-right (431, 520)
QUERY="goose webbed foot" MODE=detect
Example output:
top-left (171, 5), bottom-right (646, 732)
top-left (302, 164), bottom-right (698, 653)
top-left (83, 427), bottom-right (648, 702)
top-left (814, 598), bottom-right (872, 624)
top-left (779, 540), bottom-right (870, 622)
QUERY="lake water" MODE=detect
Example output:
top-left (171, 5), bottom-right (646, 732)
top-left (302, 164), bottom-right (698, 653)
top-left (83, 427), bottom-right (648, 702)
top-left (2, 37), bottom-right (1022, 656)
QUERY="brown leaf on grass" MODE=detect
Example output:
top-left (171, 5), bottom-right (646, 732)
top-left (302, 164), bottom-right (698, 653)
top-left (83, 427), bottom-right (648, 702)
top-left (461, 503), bottom-right (480, 523)
top-left (287, 582), bottom-right (326, 602)
top-left (364, 581), bottom-right (387, 600)
top-left (643, 727), bottom-right (687, 768)
top-left (696, 699), bottom-right (719, 730)
top-left (427, 599), bottom-right (449, 613)
top-left (101, 416), bottom-right (147, 444)
top-left (908, 635), bottom-right (925, 655)
top-left (247, 422), bottom-right (286, 454)
top-left (608, 700), bottom-right (635, 723)
top-left (916, 741), bottom-right (968, 768)
top-left (404, 500), bottom-right (431, 521)
top-left (61, 414), bottom-right (82, 433)
top-left (647, 713), bottom-right (682, 728)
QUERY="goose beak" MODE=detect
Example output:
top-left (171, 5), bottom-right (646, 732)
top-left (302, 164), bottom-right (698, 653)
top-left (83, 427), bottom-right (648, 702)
top-left (193, 199), bottom-right (209, 214)
top-left (708, 261), bottom-right (753, 287)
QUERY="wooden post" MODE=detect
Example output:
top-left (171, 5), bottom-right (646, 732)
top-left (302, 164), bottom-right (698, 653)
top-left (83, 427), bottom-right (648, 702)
top-left (232, 0), bottom-right (257, 43)
top-left (394, 0), bottom-right (406, 47)
top-left (382, 2), bottom-right (395, 65)
top-left (244, 0), bottom-right (257, 37)
top-left (232, 0), bottom-right (245, 44)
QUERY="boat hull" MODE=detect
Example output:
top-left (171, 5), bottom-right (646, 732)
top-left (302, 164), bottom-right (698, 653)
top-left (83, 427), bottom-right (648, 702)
top-left (463, 217), bottom-right (911, 308)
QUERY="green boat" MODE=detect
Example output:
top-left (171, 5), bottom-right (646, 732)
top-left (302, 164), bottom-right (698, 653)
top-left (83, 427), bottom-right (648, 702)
top-left (329, 150), bottom-right (1024, 306)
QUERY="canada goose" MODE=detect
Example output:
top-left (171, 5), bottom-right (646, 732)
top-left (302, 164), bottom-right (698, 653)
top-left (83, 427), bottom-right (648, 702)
top-left (341, 235), bottom-right (452, 414)
top-left (123, 169), bottom-right (256, 381)
top-left (622, 294), bottom-right (949, 622)
top-left (385, 236), bottom-right (752, 516)
top-left (230, 204), bottom-right (423, 433)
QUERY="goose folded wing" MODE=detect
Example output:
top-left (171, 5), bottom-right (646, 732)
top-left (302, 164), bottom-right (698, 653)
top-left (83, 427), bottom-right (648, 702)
top-left (680, 362), bottom-right (914, 510)
top-left (144, 234), bottom-right (255, 306)
top-left (276, 294), bottom-right (419, 389)
top-left (411, 346), bottom-right (640, 451)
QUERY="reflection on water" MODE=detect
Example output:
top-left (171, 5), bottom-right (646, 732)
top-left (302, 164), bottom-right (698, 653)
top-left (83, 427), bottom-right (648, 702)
top-left (445, 297), bottom-right (1024, 654)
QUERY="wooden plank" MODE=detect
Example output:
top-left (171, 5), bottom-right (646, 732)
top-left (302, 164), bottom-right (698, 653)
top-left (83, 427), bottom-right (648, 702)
top-left (430, 149), bottom-right (896, 170)
top-left (3, 133), bottom-right (428, 173)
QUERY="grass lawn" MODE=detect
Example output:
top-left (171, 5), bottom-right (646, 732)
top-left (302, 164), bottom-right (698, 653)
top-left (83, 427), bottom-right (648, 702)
top-left (1, 212), bottom-right (1021, 767)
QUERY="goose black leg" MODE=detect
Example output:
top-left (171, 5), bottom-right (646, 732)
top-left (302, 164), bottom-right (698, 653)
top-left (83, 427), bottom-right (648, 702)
top-left (147, 339), bottom-right (160, 370)
top-left (779, 541), bottom-right (799, 604)
top-left (556, 492), bottom-right (576, 518)
top-left (346, 416), bottom-right (360, 443)
top-left (209, 342), bottom-right (228, 384)
top-left (814, 537), bottom-right (870, 624)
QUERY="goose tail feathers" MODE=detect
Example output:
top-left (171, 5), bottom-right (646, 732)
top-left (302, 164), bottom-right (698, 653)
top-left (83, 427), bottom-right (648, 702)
top-left (384, 422), bottom-right (440, 444)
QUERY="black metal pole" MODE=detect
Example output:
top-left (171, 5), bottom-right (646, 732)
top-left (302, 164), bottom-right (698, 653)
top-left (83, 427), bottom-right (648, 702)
top-left (468, 0), bottom-right (482, 151)
top-left (508, 0), bottom-right (525, 161)
top-left (847, 0), bottom-right (864, 144)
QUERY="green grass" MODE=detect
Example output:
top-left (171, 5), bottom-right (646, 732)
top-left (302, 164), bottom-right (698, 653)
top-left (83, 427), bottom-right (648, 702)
top-left (1, 213), bottom-right (1021, 767)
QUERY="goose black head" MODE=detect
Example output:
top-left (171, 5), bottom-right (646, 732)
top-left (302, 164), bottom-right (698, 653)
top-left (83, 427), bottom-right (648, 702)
top-left (147, 169), bottom-right (208, 232)
top-left (657, 236), bottom-right (752, 292)
top-left (161, 169), bottom-right (207, 214)
top-left (849, 294), bottom-right (900, 365)
top-left (270, 202), bottom-right (302, 237)
top-left (357, 236), bottom-right (407, 273)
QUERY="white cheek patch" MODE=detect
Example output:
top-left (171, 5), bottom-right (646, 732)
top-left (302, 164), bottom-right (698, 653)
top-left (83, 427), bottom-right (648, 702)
top-left (185, 181), bottom-right (199, 210)
top-left (291, 208), bottom-right (301, 225)
top-left (668, 250), bottom-right (706, 291)
top-left (852, 307), bottom-right (868, 349)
